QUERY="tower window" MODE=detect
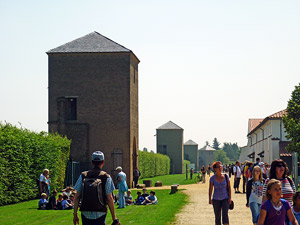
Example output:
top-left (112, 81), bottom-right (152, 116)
top-left (66, 98), bottom-right (77, 121)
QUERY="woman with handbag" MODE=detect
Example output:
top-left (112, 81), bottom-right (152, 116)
top-left (209, 161), bottom-right (232, 225)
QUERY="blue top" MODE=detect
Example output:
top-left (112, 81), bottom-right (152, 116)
top-left (117, 171), bottom-right (128, 192)
top-left (38, 198), bottom-right (48, 208)
top-left (147, 195), bottom-right (157, 204)
top-left (136, 196), bottom-right (145, 204)
top-left (210, 174), bottom-right (229, 200)
top-left (289, 207), bottom-right (300, 225)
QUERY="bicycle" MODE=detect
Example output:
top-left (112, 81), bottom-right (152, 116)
top-left (194, 172), bottom-right (202, 183)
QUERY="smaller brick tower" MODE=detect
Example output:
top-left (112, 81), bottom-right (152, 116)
top-left (184, 140), bottom-right (199, 170)
top-left (156, 121), bottom-right (184, 174)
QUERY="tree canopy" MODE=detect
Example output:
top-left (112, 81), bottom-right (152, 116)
top-left (283, 83), bottom-right (300, 153)
top-left (212, 138), bottom-right (221, 150)
top-left (222, 142), bottom-right (240, 161)
top-left (213, 149), bottom-right (231, 164)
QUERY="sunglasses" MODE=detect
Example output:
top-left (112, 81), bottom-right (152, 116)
top-left (276, 164), bottom-right (285, 168)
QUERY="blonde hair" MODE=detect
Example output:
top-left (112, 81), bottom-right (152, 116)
top-left (266, 179), bottom-right (281, 200)
top-left (41, 193), bottom-right (47, 198)
top-left (252, 166), bottom-right (263, 182)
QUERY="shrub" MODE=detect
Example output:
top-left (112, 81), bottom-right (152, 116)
top-left (139, 151), bottom-right (170, 178)
top-left (183, 160), bottom-right (190, 173)
top-left (0, 122), bottom-right (70, 206)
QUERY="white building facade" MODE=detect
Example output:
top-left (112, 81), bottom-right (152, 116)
top-left (241, 109), bottom-right (291, 166)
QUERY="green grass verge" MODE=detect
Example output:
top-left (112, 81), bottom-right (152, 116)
top-left (140, 173), bottom-right (197, 186)
top-left (0, 189), bottom-right (187, 225)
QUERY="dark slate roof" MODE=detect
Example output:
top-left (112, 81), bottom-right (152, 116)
top-left (47, 31), bottom-right (132, 54)
top-left (199, 145), bottom-right (216, 151)
top-left (157, 121), bottom-right (183, 130)
top-left (184, 139), bottom-right (198, 145)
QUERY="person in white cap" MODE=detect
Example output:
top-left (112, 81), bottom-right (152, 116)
top-left (116, 166), bottom-right (128, 209)
top-left (73, 151), bottom-right (120, 225)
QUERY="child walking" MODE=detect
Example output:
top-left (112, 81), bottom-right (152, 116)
top-left (289, 192), bottom-right (300, 225)
top-left (246, 166), bottom-right (265, 225)
top-left (257, 179), bottom-right (298, 225)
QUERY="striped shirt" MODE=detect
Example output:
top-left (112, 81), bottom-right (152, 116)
top-left (262, 177), bottom-right (295, 205)
top-left (74, 174), bottom-right (115, 220)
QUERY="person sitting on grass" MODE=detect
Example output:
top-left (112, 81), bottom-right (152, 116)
top-left (61, 194), bottom-right (73, 210)
top-left (56, 193), bottom-right (63, 210)
top-left (47, 190), bottom-right (57, 209)
top-left (142, 188), bottom-right (149, 199)
top-left (68, 194), bottom-right (75, 206)
top-left (143, 191), bottom-right (157, 205)
top-left (135, 191), bottom-right (145, 205)
top-left (38, 193), bottom-right (48, 210)
top-left (125, 190), bottom-right (134, 205)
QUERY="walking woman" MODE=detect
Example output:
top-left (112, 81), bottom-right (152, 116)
top-left (246, 166), bottom-right (265, 225)
top-left (262, 159), bottom-right (296, 205)
top-left (209, 161), bottom-right (232, 225)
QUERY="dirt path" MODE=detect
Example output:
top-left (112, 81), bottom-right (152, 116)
top-left (171, 175), bottom-right (253, 225)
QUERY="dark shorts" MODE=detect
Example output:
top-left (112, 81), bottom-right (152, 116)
top-left (234, 178), bottom-right (241, 188)
top-left (82, 214), bottom-right (106, 225)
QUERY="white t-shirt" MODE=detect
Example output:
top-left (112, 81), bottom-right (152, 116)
top-left (233, 166), bottom-right (241, 178)
top-left (39, 174), bottom-right (47, 183)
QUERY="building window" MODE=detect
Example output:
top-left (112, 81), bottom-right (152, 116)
top-left (158, 145), bottom-right (167, 155)
top-left (66, 98), bottom-right (77, 121)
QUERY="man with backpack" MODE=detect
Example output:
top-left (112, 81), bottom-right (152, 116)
top-left (73, 151), bottom-right (120, 225)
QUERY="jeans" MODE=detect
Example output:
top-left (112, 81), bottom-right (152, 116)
top-left (249, 202), bottom-right (261, 224)
top-left (82, 214), bottom-right (106, 225)
top-left (212, 199), bottom-right (229, 225)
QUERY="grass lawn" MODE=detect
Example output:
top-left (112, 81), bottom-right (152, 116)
top-left (0, 189), bottom-right (188, 225)
top-left (140, 173), bottom-right (197, 186)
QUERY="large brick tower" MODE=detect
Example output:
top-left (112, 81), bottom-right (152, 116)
top-left (47, 32), bottom-right (139, 187)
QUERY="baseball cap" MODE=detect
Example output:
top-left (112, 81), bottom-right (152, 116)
top-left (92, 151), bottom-right (104, 161)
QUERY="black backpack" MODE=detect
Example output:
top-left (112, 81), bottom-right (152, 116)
top-left (80, 168), bottom-right (109, 212)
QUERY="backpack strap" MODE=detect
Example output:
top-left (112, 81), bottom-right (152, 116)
top-left (281, 199), bottom-right (289, 211)
top-left (286, 176), bottom-right (295, 191)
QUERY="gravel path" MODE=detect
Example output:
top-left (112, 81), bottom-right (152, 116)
top-left (171, 175), bottom-right (253, 225)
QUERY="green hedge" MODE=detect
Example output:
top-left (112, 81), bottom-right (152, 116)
top-left (0, 122), bottom-right (70, 206)
top-left (183, 160), bottom-right (190, 173)
top-left (139, 151), bottom-right (170, 178)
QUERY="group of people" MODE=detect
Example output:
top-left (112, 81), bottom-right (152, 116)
top-left (190, 164), bottom-right (212, 183)
top-left (208, 158), bottom-right (300, 225)
top-left (38, 186), bottom-right (77, 210)
top-left (38, 151), bottom-right (158, 225)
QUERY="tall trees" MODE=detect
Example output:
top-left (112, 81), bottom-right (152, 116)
top-left (214, 150), bottom-right (231, 164)
top-left (223, 142), bottom-right (240, 161)
top-left (212, 138), bottom-right (221, 150)
top-left (283, 83), bottom-right (300, 153)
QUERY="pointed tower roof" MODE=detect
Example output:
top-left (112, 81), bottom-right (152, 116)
top-left (157, 121), bottom-right (183, 130)
top-left (184, 139), bottom-right (198, 145)
top-left (47, 31), bottom-right (133, 54)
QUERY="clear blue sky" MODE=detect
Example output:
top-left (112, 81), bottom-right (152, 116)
top-left (1, 0), bottom-right (299, 151)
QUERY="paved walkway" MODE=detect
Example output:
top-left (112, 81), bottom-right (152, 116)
top-left (172, 175), bottom-right (253, 225)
